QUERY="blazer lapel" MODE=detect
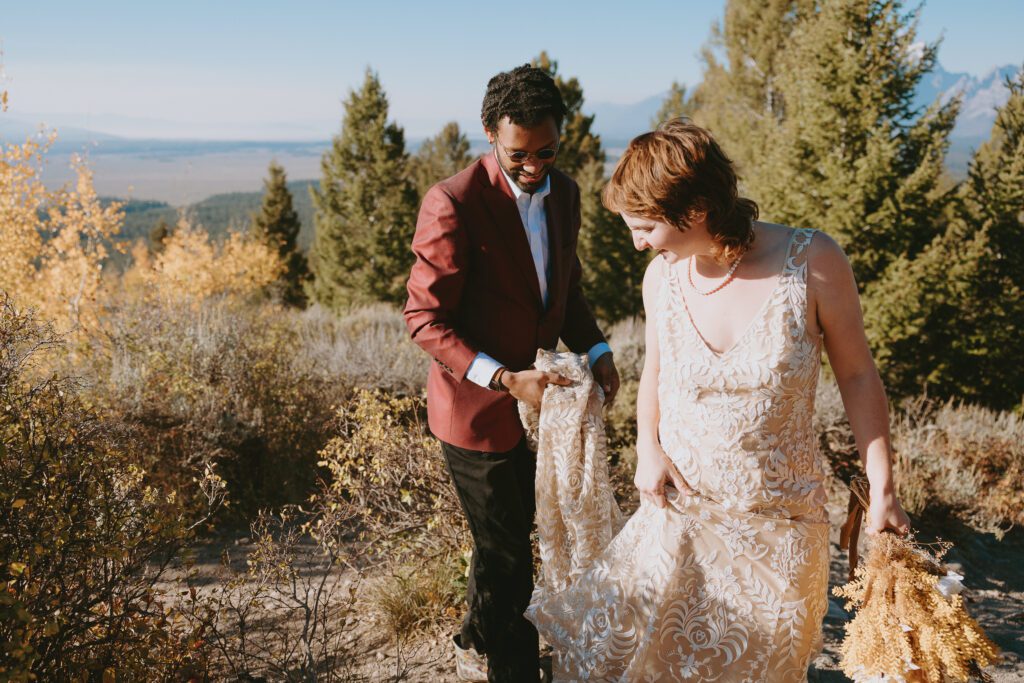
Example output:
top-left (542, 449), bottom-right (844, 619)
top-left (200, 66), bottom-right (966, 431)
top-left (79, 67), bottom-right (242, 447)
top-left (480, 153), bottom-right (544, 308)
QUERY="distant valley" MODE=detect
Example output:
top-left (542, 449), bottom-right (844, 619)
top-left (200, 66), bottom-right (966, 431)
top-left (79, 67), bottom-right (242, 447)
top-left (5, 61), bottom-right (1018, 252)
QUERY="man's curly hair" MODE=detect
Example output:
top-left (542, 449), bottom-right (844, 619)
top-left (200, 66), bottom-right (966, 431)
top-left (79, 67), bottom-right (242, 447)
top-left (481, 64), bottom-right (567, 132)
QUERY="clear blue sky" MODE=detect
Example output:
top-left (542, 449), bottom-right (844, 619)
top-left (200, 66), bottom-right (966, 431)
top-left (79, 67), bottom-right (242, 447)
top-left (2, 0), bottom-right (1021, 139)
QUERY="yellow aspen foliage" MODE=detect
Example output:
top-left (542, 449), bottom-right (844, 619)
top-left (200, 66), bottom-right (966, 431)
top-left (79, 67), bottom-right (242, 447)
top-left (127, 213), bottom-right (283, 304)
top-left (1, 136), bottom-right (50, 297)
top-left (41, 157), bottom-right (125, 330)
top-left (0, 135), bottom-right (123, 336)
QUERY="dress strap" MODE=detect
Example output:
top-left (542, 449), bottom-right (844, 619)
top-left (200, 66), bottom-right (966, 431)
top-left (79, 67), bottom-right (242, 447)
top-left (659, 253), bottom-right (674, 303)
top-left (782, 228), bottom-right (816, 281)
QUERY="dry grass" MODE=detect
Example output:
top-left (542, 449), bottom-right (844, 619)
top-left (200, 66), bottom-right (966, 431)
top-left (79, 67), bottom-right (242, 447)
top-left (366, 555), bottom-right (464, 640)
top-left (296, 303), bottom-right (429, 395)
top-left (814, 374), bottom-right (1024, 537)
top-left (893, 398), bottom-right (1024, 537)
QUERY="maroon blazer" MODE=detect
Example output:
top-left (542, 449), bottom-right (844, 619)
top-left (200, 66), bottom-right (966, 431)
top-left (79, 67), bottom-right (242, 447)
top-left (404, 153), bottom-right (605, 452)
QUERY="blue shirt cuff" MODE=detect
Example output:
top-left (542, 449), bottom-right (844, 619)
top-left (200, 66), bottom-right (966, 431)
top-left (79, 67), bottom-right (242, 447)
top-left (587, 342), bottom-right (612, 368)
top-left (466, 352), bottom-right (504, 388)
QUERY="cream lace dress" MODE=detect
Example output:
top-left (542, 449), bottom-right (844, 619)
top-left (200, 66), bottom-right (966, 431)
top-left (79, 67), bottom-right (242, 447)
top-left (525, 228), bottom-right (830, 682)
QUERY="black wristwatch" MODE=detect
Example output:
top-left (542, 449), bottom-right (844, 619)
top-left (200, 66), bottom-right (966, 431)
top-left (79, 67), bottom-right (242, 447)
top-left (489, 367), bottom-right (510, 392)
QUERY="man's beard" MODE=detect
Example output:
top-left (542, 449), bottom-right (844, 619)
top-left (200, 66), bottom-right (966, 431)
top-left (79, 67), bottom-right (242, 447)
top-left (511, 167), bottom-right (548, 192)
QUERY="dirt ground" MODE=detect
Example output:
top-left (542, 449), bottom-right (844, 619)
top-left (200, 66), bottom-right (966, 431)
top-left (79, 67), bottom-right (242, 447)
top-left (344, 488), bottom-right (1024, 682)
top-left (189, 485), bottom-right (1024, 682)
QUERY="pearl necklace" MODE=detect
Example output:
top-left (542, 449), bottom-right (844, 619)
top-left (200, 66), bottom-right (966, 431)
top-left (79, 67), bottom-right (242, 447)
top-left (687, 254), bottom-right (744, 296)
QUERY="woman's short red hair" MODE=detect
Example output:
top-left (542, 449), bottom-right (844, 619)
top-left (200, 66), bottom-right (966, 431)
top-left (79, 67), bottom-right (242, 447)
top-left (603, 118), bottom-right (758, 263)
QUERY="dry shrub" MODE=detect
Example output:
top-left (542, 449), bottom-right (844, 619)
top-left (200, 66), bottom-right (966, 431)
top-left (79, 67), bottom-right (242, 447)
top-left (893, 398), bottom-right (1024, 537)
top-left (82, 295), bottom-right (346, 521)
top-left (124, 213), bottom-right (283, 305)
top-left (181, 505), bottom-right (360, 682)
top-left (296, 389), bottom-right (470, 653)
top-left (296, 303), bottom-right (429, 395)
top-left (0, 296), bottom-right (223, 680)
top-left (316, 389), bottom-right (465, 560)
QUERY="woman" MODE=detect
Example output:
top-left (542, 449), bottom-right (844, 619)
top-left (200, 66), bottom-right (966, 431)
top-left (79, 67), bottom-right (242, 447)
top-left (526, 119), bottom-right (911, 682)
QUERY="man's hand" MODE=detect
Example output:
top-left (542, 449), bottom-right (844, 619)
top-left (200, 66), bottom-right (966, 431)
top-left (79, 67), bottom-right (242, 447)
top-left (503, 369), bottom-right (572, 410)
top-left (592, 352), bottom-right (620, 405)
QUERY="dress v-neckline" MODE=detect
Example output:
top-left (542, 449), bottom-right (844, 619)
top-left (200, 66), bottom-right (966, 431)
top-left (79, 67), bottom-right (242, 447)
top-left (670, 229), bottom-right (799, 360)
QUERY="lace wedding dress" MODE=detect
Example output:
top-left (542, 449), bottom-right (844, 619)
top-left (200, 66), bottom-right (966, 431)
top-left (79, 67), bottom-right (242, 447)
top-left (524, 228), bottom-right (830, 682)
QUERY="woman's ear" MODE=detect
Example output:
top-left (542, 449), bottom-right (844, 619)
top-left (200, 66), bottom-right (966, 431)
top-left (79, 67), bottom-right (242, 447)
top-left (686, 205), bottom-right (708, 226)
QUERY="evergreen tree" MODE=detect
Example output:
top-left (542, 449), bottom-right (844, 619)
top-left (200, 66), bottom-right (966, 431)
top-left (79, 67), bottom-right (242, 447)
top-left (651, 81), bottom-right (695, 128)
top-left (752, 0), bottom-right (958, 287)
top-left (149, 218), bottom-right (171, 254)
top-left (691, 0), bottom-right (813, 174)
top-left (864, 68), bottom-right (1024, 409)
top-left (309, 68), bottom-right (418, 309)
top-left (532, 52), bottom-right (647, 322)
top-left (531, 52), bottom-right (604, 179)
top-left (410, 121), bottom-right (474, 198)
top-left (252, 160), bottom-right (309, 307)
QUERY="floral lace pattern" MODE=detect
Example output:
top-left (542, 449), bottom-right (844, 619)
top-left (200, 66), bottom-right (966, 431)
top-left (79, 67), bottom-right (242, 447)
top-left (519, 349), bottom-right (625, 595)
top-left (526, 228), bottom-right (830, 682)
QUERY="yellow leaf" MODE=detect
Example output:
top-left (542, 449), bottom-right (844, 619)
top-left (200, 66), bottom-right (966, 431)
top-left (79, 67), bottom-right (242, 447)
top-left (9, 562), bottom-right (27, 576)
top-left (11, 499), bottom-right (26, 509)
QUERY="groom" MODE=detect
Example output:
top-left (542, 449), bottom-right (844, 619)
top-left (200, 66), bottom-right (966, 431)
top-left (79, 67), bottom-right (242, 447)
top-left (404, 64), bottom-right (619, 683)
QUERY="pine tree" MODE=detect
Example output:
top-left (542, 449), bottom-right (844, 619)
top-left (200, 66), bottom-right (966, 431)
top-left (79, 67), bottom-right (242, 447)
top-left (309, 68), bottom-right (418, 310)
top-left (252, 160), bottom-right (309, 307)
top-left (532, 52), bottom-right (647, 322)
top-left (149, 218), bottom-right (171, 254)
top-left (531, 52), bottom-right (604, 179)
top-left (651, 81), bottom-right (695, 128)
top-left (864, 67), bottom-right (1024, 408)
top-left (691, 0), bottom-right (814, 174)
top-left (410, 121), bottom-right (474, 198)
top-left (752, 0), bottom-right (958, 288)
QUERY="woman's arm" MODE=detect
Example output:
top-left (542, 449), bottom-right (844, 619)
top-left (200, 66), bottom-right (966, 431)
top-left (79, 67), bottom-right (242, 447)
top-left (809, 232), bottom-right (911, 535)
top-left (635, 258), bottom-right (692, 508)
top-left (636, 259), bottom-right (662, 450)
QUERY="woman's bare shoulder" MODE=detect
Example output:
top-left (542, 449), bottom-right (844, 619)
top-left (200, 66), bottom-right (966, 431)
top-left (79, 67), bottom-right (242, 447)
top-left (805, 229), bottom-right (852, 280)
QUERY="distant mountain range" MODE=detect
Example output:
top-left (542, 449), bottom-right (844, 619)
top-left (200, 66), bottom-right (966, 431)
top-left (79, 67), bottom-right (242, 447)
top-left (914, 62), bottom-right (1019, 139)
top-left (582, 62), bottom-right (1020, 155)
top-left (1, 60), bottom-right (1017, 211)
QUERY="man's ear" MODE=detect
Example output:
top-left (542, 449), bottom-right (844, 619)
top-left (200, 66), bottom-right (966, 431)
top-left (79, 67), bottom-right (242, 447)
top-left (483, 125), bottom-right (495, 145)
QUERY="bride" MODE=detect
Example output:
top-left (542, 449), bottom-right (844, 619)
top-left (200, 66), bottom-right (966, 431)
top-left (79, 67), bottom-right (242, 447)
top-left (526, 119), bottom-right (911, 682)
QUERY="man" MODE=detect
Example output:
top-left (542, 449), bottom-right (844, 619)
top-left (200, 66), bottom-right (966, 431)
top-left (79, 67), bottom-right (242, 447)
top-left (404, 64), bottom-right (620, 683)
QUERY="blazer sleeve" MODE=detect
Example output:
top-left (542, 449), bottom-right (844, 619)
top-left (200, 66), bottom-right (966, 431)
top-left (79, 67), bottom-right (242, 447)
top-left (403, 185), bottom-right (480, 381)
top-left (559, 182), bottom-right (606, 353)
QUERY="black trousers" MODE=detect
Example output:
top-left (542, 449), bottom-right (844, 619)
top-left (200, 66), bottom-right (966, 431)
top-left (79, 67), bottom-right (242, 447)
top-left (441, 437), bottom-right (540, 683)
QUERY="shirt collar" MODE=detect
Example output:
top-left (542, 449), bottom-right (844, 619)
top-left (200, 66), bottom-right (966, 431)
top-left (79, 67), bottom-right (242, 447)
top-left (495, 150), bottom-right (551, 202)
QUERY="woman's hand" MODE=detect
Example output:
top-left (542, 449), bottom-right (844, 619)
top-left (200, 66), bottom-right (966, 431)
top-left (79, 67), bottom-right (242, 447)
top-left (867, 488), bottom-right (911, 536)
top-left (635, 439), bottom-right (693, 509)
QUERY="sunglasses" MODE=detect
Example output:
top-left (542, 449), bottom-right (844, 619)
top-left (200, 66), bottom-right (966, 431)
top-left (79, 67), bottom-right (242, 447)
top-left (495, 137), bottom-right (558, 163)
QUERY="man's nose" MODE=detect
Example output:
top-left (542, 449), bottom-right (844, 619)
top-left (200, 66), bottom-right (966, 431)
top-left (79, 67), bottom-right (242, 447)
top-left (523, 160), bottom-right (540, 174)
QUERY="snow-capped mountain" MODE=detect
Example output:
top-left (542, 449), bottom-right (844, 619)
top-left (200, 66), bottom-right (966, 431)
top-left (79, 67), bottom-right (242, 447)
top-left (914, 62), bottom-right (1020, 139)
